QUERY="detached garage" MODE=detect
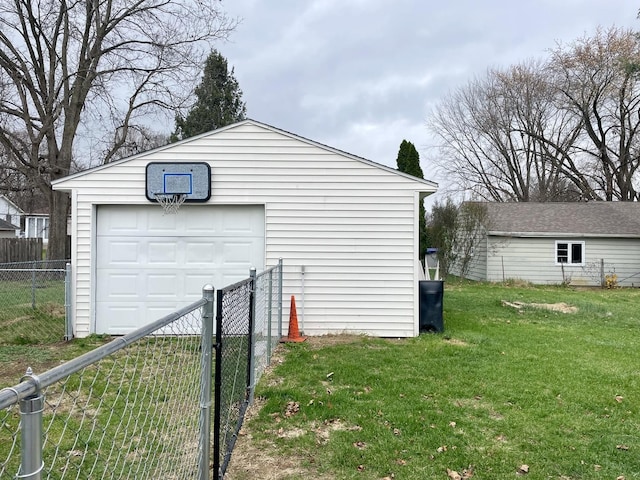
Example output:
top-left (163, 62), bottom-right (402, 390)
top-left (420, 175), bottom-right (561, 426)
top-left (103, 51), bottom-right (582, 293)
top-left (52, 120), bottom-right (437, 337)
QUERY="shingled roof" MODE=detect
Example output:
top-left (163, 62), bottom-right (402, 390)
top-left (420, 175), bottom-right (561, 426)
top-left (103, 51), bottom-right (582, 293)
top-left (476, 202), bottom-right (640, 237)
top-left (0, 218), bottom-right (19, 231)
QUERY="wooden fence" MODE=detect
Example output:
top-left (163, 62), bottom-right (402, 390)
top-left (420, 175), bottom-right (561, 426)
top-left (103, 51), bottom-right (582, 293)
top-left (0, 238), bottom-right (43, 263)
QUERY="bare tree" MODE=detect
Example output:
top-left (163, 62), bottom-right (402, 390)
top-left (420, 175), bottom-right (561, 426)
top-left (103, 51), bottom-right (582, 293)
top-left (0, 0), bottom-right (236, 259)
top-left (429, 28), bottom-right (640, 203)
top-left (548, 27), bottom-right (640, 201)
top-left (429, 61), bottom-right (581, 202)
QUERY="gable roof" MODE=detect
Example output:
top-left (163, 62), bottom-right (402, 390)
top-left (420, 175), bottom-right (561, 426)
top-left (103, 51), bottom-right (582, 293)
top-left (477, 202), bottom-right (640, 238)
top-left (0, 195), bottom-right (25, 215)
top-left (52, 119), bottom-right (438, 190)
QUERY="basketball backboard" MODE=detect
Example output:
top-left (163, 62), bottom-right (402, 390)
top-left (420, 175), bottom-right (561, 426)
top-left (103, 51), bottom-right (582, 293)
top-left (145, 162), bottom-right (211, 203)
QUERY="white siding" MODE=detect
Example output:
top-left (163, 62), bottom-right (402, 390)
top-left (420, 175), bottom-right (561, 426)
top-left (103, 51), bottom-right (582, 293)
top-left (485, 236), bottom-right (640, 286)
top-left (55, 122), bottom-right (435, 337)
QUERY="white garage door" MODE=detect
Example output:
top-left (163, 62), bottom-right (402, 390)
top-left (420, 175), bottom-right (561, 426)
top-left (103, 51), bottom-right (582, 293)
top-left (96, 204), bottom-right (265, 334)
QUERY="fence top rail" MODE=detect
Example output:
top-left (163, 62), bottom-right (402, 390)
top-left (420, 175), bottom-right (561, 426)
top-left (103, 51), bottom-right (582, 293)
top-left (219, 276), bottom-right (252, 294)
top-left (0, 259), bottom-right (70, 267)
top-left (0, 296), bottom-right (208, 410)
top-left (255, 263), bottom-right (281, 280)
top-left (0, 268), bottom-right (66, 273)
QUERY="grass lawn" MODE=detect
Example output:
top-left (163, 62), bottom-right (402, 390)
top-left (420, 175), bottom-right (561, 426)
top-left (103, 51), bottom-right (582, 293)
top-left (228, 282), bottom-right (640, 480)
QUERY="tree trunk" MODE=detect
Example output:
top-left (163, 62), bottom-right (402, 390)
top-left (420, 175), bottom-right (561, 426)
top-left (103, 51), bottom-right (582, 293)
top-left (48, 190), bottom-right (69, 260)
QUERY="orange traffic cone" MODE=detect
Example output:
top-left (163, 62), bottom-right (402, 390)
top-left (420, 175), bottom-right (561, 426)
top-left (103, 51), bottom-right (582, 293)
top-left (281, 295), bottom-right (307, 342)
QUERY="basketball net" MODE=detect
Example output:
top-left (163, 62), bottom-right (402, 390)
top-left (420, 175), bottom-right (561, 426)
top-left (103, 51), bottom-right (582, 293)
top-left (154, 193), bottom-right (187, 215)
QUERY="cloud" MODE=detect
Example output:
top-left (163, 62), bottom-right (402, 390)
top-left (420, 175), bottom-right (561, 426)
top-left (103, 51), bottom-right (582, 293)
top-left (221, 0), bottom-right (638, 180)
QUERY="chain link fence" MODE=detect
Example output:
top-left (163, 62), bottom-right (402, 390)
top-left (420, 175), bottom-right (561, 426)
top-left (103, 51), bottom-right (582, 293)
top-left (0, 260), bottom-right (71, 345)
top-left (0, 293), bottom-right (211, 480)
top-left (213, 260), bottom-right (283, 478)
top-left (1, 260), bottom-right (284, 480)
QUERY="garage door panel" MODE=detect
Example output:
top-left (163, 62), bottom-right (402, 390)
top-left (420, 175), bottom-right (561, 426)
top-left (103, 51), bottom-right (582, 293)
top-left (96, 204), bottom-right (265, 334)
top-left (183, 208), bottom-right (221, 234)
top-left (223, 240), bottom-right (259, 264)
top-left (98, 304), bottom-right (142, 335)
top-left (97, 208), bottom-right (142, 235)
top-left (147, 210), bottom-right (178, 233)
top-left (184, 241), bottom-right (219, 264)
top-left (102, 240), bottom-right (141, 264)
top-left (184, 274), bottom-right (216, 297)
top-left (148, 241), bottom-right (178, 264)
top-left (103, 273), bottom-right (140, 298)
top-left (147, 273), bottom-right (181, 298)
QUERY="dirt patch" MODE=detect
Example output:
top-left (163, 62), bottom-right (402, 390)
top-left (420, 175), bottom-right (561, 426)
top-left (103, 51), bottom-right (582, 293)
top-left (444, 338), bottom-right (469, 347)
top-left (225, 396), bottom-right (335, 480)
top-left (304, 334), bottom-right (369, 349)
top-left (501, 300), bottom-right (578, 314)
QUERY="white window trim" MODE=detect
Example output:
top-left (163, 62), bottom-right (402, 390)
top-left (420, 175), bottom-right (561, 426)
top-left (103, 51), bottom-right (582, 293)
top-left (555, 240), bottom-right (585, 266)
top-left (26, 216), bottom-right (49, 241)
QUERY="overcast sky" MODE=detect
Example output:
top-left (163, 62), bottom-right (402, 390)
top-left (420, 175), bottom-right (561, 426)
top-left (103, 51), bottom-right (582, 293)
top-left (218, 0), bottom-right (638, 195)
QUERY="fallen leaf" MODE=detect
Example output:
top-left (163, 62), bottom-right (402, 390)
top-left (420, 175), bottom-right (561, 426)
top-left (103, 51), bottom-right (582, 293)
top-left (396, 459), bottom-right (407, 466)
top-left (357, 464), bottom-right (365, 472)
top-left (393, 428), bottom-right (401, 435)
top-left (616, 444), bottom-right (629, 451)
top-left (615, 395), bottom-right (624, 403)
top-left (594, 464), bottom-right (601, 471)
top-left (449, 421), bottom-right (457, 428)
top-left (326, 371), bottom-right (334, 379)
top-left (617, 476), bottom-right (626, 480)
top-left (437, 445), bottom-right (448, 453)
top-left (461, 466), bottom-right (475, 479)
top-left (517, 464), bottom-right (529, 474)
top-left (353, 441), bottom-right (366, 450)
top-left (447, 469), bottom-right (462, 480)
top-left (284, 401), bottom-right (300, 417)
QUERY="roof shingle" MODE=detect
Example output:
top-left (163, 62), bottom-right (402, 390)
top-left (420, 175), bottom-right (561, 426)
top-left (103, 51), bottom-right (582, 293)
top-left (475, 202), bottom-right (640, 237)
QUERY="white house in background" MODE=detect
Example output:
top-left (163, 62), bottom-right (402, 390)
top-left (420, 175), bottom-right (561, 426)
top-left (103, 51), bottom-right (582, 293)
top-left (452, 201), bottom-right (640, 287)
top-left (52, 119), bottom-right (438, 338)
top-left (0, 195), bottom-right (51, 242)
top-left (0, 195), bottom-right (23, 236)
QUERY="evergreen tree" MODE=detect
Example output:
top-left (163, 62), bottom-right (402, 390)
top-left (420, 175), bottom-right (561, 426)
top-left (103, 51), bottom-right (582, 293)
top-left (396, 140), bottom-right (428, 260)
top-left (172, 50), bottom-right (246, 141)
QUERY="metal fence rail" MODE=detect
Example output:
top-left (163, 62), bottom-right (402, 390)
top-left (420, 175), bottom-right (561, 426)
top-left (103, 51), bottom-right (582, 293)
top-left (1, 261), bottom-right (284, 480)
top-left (0, 293), bottom-right (211, 480)
top-left (0, 260), bottom-right (72, 345)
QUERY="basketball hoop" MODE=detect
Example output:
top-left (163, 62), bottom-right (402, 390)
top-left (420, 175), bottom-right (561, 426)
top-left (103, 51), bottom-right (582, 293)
top-left (154, 193), bottom-right (187, 215)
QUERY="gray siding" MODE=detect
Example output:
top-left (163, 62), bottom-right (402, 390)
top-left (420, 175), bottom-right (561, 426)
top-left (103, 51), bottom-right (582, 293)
top-left (485, 236), bottom-right (640, 287)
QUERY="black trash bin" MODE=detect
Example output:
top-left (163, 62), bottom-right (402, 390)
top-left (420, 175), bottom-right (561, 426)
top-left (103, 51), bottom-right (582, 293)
top-left (419, 280), bottom-right (444, 333)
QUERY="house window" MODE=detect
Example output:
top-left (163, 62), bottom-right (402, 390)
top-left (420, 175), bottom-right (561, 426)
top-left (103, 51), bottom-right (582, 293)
top-left (26, 217), bottom-right (48, 240)
top-left (555, 241), bottom-right (584, 266)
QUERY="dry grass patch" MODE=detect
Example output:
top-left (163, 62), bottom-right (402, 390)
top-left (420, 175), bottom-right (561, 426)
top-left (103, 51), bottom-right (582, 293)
top-left (501, 300), bottom-right (578, 314)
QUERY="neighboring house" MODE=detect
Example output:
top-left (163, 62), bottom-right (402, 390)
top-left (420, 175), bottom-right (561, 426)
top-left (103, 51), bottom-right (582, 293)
top-left (452, 202), bottom-right (640, 287)
top-left (0, 195), bottom-right (51, 243)
top-left (0, 218), bottom-right (20, 238)
top-left (52, 119), bottom-right (438, 338)
top-left (0, 195), bottom-right (23, 236)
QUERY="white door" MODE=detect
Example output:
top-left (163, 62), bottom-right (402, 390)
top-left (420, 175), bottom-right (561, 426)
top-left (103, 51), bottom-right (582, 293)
top-left (95, 204), bottom-right (265, 334)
